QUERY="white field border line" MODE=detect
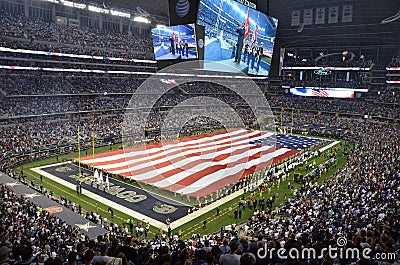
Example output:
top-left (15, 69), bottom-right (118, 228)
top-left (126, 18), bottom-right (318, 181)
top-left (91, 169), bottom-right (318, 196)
top-left (31, 165), bottom-right (166, 229)
top-left (320, 140), bottom-right (340, 152)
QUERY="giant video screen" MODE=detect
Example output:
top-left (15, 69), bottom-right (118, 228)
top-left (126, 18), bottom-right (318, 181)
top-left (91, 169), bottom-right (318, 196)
top-left (151, 24), bottom-right (198, 61)
top-left (197, 0), bottom-right (278, 76)
top-left (290, 88), bottom-right (355, 98)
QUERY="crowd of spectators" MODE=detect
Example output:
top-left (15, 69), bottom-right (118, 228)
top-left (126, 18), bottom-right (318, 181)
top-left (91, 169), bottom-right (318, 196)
top-left (0, 115), bottom-right (122, 160)
top-left (283, 56), bottom-right (373, 68)
top-left (281, 80), bottom-right (364, 89)
top-left (0, 57), bottom-right (157, 72)
top-left (0, 184), bottom-right (88, 260)
top-left (0, 74), bottom-right (146, 95)
top-left (366, 89), bottom-right (400, 104)
top-left (0, 77), bottom-right (398, 118)
top-left (0, 73), bottom-right (76, 95)
top-left (242, 119), bottom-right (399, 264)
top-left (0, 96), bottom-right (129, 117)
top-left (266, 95), bottom-right (400, 119)
top-left (0, 14), bottom-right (154, 59)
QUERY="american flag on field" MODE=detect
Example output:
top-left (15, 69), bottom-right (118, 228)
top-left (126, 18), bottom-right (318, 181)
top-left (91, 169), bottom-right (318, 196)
top-left (244, 8), bottom-right (251, 40)
top-left (311, 89), bottom-right (330, 97)
top-left (77, 129), bottom-right (322, 197)
top-left (251, 25), bottom-right (259, 43)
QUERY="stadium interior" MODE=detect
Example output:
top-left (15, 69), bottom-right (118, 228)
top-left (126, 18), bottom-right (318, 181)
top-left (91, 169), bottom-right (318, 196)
top-left (0, 0), bottom-right (399, 265)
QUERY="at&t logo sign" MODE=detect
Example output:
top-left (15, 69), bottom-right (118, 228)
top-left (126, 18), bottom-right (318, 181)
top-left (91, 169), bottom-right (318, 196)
top-left (176, 0), bottom-right (190, 17)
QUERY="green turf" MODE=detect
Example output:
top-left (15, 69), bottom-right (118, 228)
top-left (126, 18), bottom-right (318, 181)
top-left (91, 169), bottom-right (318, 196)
top-left (14, 139), bottom-right (353, 239)
top-left (261, 56), bottom-right (272, 64)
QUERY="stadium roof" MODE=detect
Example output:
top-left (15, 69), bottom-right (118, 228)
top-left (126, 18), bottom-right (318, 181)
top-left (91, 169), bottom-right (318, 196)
top-left (270, 0), bottom-right (400, 48)
top-left (87, 0), bottom-right (399, 49)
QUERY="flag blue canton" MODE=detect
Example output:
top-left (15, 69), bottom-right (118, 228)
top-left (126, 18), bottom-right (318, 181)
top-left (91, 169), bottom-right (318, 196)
top-left (250, 134), bottom-right (323, 150)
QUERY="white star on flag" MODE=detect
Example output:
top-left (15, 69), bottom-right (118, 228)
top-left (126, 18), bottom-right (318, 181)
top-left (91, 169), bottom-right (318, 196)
top-left (75, 222), bottom-right (97, 232)
top-left (6, 182), bottom-right (21, 187)
top-left (24, 193), bottom-right (41, 199)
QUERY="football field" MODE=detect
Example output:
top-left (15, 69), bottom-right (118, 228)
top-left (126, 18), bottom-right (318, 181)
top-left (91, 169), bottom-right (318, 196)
top-left (30, 130), bottom-right (336, 230)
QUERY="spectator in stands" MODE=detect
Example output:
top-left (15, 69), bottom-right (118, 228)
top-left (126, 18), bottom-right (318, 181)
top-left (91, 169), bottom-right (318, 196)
top-left (115, 237), bottom-right (137, 264)
top-left (84, 250), bottom-right (95, 265)
top-left (0, 246), bottom-right (13, 265)
top-left (67, 251), bottom-right (77, 265)
top-left (219, 241), bottom-right (240, 265)
top-left (14, 246), bottom-right (35, 265)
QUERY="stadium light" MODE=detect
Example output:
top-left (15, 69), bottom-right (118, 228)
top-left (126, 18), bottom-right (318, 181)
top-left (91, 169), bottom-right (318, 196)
top-left (88, 5), bottom-right (110, 14)
top-left (134, 16), bottom-right (151, 24)
top-left (59, 0), bottom-right (85, 8)
top-left (60, 0), bottom-right (73, 7)
top-left (42, 0), bottom-right (132, 19)
top-left (73, 3), bottom-right (86, 9)
top-left (110, 10), bottom-right (131, 18)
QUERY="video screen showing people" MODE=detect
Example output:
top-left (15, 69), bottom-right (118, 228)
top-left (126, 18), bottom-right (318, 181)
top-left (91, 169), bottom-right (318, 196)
top-left (151, 24), bottom-right (198, 61)
top-left (197, 0), bottom-right (278, 76)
